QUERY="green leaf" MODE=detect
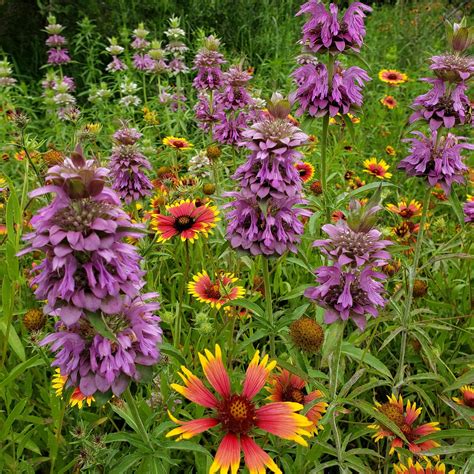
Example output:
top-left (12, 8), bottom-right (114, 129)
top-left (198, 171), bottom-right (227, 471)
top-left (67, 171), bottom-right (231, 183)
top-left (86, 311), bottom-right (117, 340)
top-left (0, 354), bottom-right (44, 388)
top-left (341, 342), bottom-right (392, 379)
top-left (0, 321), bottom-right (26, 362)
top-left (230, 299), bottom-right (265, 319)
top-left (415, 429), bottom-right (474, 443)
top-left (160, 342), bottom-right (186, 366)
top-left (420, 444), bottom-right (474, 456)
top-left (163, 440), bottom-right (212, 458)
top-left (443, 369), bottom-right (474, 392)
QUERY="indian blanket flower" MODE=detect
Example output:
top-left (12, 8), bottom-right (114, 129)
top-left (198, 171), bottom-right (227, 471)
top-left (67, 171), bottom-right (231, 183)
top-left (19, 149), bottom-right (146, 325)
top-left (163, 136), bottom-right (193, 151)
top-left (410, 78), bottom-right (472, 130)
top-left (394, 459), bottom-right (455, 474)
top-left (369, 394), bottom-right (440, 455)
top-left (41, 294), bottom-right (162, 397)
top-left (386, 145), bottom-right (397, 156)
top-left (297, 1), bottom-right (372, 54)
top-left (267, 369), bottom-right (327, 434)
top-left (167, 345), bottom-right (312, 474)
top-left (363, 157), bottom-right (392, 179)
top-left (430, 53), bottom-right (474, 83)
top-left (381, 95), bottom-right (397, 109)
top-left (52, 368), bottom-right (95, 408)
top-left (463, 195), bottom-right (474, 223)
top-left (378, 69), bottom-right (408, 85)
top-left (188, 271), bottom-right (245, 309)
top-left (452, 385), bottom-right (474, 408)
top-left (295, 162), bottom-right (315, 182)
top-left (292, 62), bottom-right (371, 118)
top-left (399, 131), bottom-right (472, 194)
top-left (387, 199), bottom-right (422, 219)
top-left (152, 199), bottom-right (219, 243)
top-left (109, 126), bottom-right (153, 204)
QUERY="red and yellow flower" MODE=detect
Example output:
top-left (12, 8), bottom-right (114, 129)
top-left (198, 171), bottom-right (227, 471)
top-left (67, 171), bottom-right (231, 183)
top-left (167, 345), bottom-right (312, 474)
top-left (378, 69), bottom-right (408, 85)
top-left (363, 158), bottom-right (392, 180)
top-left (452, 385), bottom-right (474, 409)
top-left (52, 368), bottom-right (94, 409)
top-left (294, 162), bottom-right (315, 183)
top-left (385, 145), bottom-right (397, 156)
top-left (267, 369), bottom-right (327, 434)
top-left (369, 394), bottom-right (440, 455)
top-left (152, 199), bottom-right (219, 243)
top-left (387, 199), bottom-right (422, 219)
top-left (393, 458), bottom-right (455, 474)
top-left (381, 95), bottom-right (398, 109)
top-left (163, 136), bottom-right (193, 150)
top-left (188, 271), bottom-right (245, 309)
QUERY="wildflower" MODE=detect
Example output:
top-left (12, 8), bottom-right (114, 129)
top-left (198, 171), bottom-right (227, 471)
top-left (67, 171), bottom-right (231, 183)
top-left (163, 136), bottom-right (193, 151)
top-left (382, 260), bottom-right (401, 277)
top-left (392, 221), bottom-right (419, 243)
top-left (452, 385), bottom-right (474, 408)
top-left (410, 79), bottom-right (471, 130)
top-left (378, 69), bottom-right (408, 85)
top-left (310, 180), bottom-right (323, 195)
top-left (109, 126), bottom-right (153, 204)
top-left (131, 23), bottom-right (150, 51)
top-left (297, 1), bottom-right (372, 54)
top-left (430, 53), bottom-right (474, 83)
top-left (107, 56), bottom-right (128, 72)
top-left (369, 394), bottom-right (440, 454)
top-left (393, 458), bottom-right (455, 474)
top-left (52, 368), bottom-right (95, 408)
top-left (42, 295), bottom-right (162, 397)
top-left (380, 95), bottom-right (397, 109)
top-left (152, 199), bottom-right (219, 243)
top-left (463, 195), bottom-right (474, 223)
top-left (363, 158), bottom-right (392, 179)
top-left (412, 280), bottom-right (428, 297)
top-left (216, 66), bottom-right (254, 110)
top-left (0, 59), bottom-right (17, 87)
top-left (213, 112), bottom-right (250, 146)
top-left (206, 144), bottom-right (222, 161)
top-left (70, 387), bottom-right (95, 409)
top-left (142, 107), bottom-right (159, 125)
top-left (295, 162), bottom-right (315, 183)
top-left (387, 200), bottom-right (422, 219)
top-left (193, 35), bottom-right (226, 91)
top-left (399, 131), bottom-right (472, 194)
top-left (188, 271), bottom-right (245, 309)
top-left (292, 62), bottom-right (371, 118)
top-left (289, 317), bottom-right (324, 353)
top-left (446, 19), bottom-right (474, 52)
top-left (203, 183), bottom-right (216, 195)
top-left (189, 150), bottom-right (211, 178)
top-left (23, 308), bottom-right (46, 332)
top-left (385, 146), bottom-right (396, 156)
top-left (167, 345), bottom-right (312, 473)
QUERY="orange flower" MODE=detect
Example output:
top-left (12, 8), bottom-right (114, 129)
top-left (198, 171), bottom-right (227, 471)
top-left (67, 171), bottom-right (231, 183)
top-left (188, 271), bottom-right (245, 309)
top-left (51, 368), bottom-right (94, 409)
top-left (387, 199), bottom-right (422, 219)
top-left (163, 136), bottom-right (193, 150)
top-left (294, 162), bottom-right (315, 183)
top-left (378, 69), bottom-right (408, 85)
top-left (385, 145), bottom-right (396, 156)
top-left (393, 458), bottom-right (455, 474)
top-left (381, 95), bottom-right (398, 109)
top-left (167, 345), bottom-right (312, 474)
top-left (267, 369), bottom-right (327, 434)
top-left (363, 158), bottom-right (392, 179)
top-left (369, 394), bottom-right (440, 455)
top-left (452, 385), bottom-right (474, 409)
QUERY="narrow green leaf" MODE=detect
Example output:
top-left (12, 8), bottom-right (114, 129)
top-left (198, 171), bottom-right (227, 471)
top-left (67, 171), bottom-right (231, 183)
top-left (341, 342), bottom-right (392, 379)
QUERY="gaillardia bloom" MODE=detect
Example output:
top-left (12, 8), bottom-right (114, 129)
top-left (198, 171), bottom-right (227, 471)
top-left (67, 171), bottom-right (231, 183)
top-left (267, 369), bottom-right (327, 434)
top-left (52, 368), bottom-right (95, 409)
top-left (393, 459), bottom-right (455, 474)
top-left (152, 199), bottom-right (219, 243)
top-left (295, 162), bottom-right (315, 183)
top-left (452, 385), bottom-right (474, 409)
top-left (369, 394), bottom-right (440, 455)
top-left (380, 95), bottom-right (397, 109)
top-left (363, 158), bottom-right (392, 179)
top-left (167, 345), bottom-right (312, 474)
top-left (387, 200), bottom-right (422, 219)
top-left (188, 271), bottom-right (245, 309)
top-left (378, 69), bottom-right (408, 86)
top-left (163, 136), bottom-right (194, 150)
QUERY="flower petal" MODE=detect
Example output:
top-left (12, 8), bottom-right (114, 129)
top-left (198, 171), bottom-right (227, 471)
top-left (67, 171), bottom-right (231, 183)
top-left (241, 435), bottom-right (281, 474)
top-left (242, 350), bottom-right (277, 400)
top-left (198, 345), bottom-right (231, 398)
top-left (171, 366), bottom-right (218, 408)
top-left (209, 433), bottom-right (241, 474)
top-left (166, 411), bottom-right (218, 440)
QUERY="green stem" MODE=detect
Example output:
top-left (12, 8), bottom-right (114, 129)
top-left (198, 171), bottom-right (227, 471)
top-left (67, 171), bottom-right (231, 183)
top-left (123, 387), bottom-right (153, 449)
top-left (50, 402), bottom-right (66, 474)
top-left (142, 73), bottom-right (147, 105)
top-left (320, 114), bottom-right (330, 223)
top-left (394, 187), bottom-right (431, 390)
top-left (262, 257), bottom-right (275, 356)
top-left (329, 321), bottom-right (345, 398)
top-left (174, 241), bottom-right (190, 348)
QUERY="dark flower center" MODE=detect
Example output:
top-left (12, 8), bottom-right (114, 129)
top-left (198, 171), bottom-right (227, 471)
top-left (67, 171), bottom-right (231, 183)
top-left (282, 387), bottom-right (305, 404)
top-left (378, 402), bottom-right (405, 428)
top-left (206, 283), bottom-right (222, 300)
top-left (387, 73), bottom-right (399, 80)
top-left (55, 199), bottom-right (111, 232)
top-left (174, 215), bottom-right (194, 231)
top-left (218, 394), bottom-right (256, 434)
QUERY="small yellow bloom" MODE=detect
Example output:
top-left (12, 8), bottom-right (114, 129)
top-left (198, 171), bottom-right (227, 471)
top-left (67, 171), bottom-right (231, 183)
top-left (363, 158), bottom-right (392, 180)
top-left (378, 69), bottom-right (408, 85)
top-left (385, 145), bottom-right (396, 156)
top-left (163, 136), bottom-right (193, 150)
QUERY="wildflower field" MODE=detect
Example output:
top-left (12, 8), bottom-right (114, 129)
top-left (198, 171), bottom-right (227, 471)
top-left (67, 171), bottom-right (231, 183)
top-left (1, 0), bottom-right (473, 472)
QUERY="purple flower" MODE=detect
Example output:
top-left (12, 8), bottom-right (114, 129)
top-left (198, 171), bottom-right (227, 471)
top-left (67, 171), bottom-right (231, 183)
top-left (193, 48), bottom-right (226, 90)
top-left (213, 112), bottom-right (250, 146)
top-left (194, 92), bottom-right (220, 131)
top-left (304, 265), bottom-right (387, 331)
top-left (410, 78), bottom-right (472, 130)
top-left (46, 34), bottom-right (66, 47)
top-left (463, 197), bottom-right (474, 223)
top-left (110, 126), bottom-right (153, 204)
top-left (47, 48), bottom-right (71, 65)
top-left (297, 1), bottom-right (372, 54)
top-left (314, 221), bottom-right (392, 267)
top-left (291, 61), bottom-right (370, 117)
top-left (225, 193), bottom-right (310, 256)
top-left (399, 130), bottom-right (472, 194)
top-left (107, 56), bottom-right (128, 72)
top-left (41, 294), bottom-right (162, 396)
top-left (215, 66), bottom-right (254, 110)
top-left (430, 53), bottom-right (474, 82)
top-left (131, 37), bottom-right (150, 51)
top-left (168, 58), bottom-right (189, 75)
top-left (132, 53), bottom-right (156, 72)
